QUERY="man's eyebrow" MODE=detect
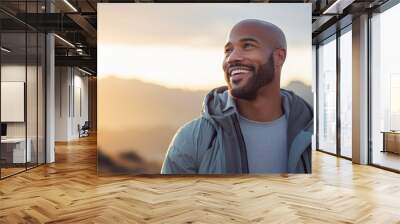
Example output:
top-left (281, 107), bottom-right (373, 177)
top-left (239, 37), bottom-right (260, 43)
top-left (224, 37), bottom-right (261, 49)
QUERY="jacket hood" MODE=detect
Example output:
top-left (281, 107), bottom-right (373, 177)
top-left (201, 86), bottom-right (236, 122)
top-left (201, 86), bottom-right (313, 130)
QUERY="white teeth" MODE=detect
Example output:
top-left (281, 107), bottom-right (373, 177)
top-left (231, 69), bottom-right (250, 76)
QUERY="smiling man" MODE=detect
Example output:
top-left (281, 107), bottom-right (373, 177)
top-left (161, 19), bottom-right (313, 174)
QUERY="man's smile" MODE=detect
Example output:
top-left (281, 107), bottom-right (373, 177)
top-left (228, 65), bottom-right (254, 83)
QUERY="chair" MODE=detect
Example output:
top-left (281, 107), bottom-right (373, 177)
top-left (79, 121), bottom-right (90, 138)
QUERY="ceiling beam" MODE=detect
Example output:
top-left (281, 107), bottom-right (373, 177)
top-left (55, 55), bottom-right (96, 72)
top-left (67, 13), bottom-right (97, 39)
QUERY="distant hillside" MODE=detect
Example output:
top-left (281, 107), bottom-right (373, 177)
top-left (98, 76), bottom-right (208, 174)
top-left (98, 125), bottom-right (178, 164)
top-left (98, 76), bottom-right (207, 130)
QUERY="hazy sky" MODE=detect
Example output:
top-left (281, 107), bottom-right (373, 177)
top-left (98, 3), bottom-right (312, 90)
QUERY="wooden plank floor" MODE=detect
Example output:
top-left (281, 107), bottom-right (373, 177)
top-left (1, 134), bottom-right (400, 224)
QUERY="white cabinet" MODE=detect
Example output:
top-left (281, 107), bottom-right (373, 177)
top-left (1, 138), bottom-right (32, 163)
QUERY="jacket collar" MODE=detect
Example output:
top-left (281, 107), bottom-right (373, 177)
top-left (202, 86), bottom-right (313, 173)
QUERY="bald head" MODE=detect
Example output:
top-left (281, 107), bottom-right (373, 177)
top-left (223, 19), bottom-right (287, 100)
top-left (229, 19), bottom-right (287, 51)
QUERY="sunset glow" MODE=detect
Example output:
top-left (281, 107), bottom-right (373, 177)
top-left (98, 3), bottom-right (312, 91)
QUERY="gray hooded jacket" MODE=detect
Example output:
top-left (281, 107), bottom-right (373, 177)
top-left (161, 86), bottom-right (313, 174)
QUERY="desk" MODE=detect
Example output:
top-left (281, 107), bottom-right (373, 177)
top-left (381, 131), bottom-right (400, 154)
top-left (1, 138), bottom-right (31, 163)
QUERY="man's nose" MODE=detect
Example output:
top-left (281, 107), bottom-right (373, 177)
top-left (226, 48), bottom-right (244, 64)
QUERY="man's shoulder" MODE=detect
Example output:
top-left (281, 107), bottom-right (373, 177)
top-left (176, 116), bottom-right (216, 143)
top-left (167, 116), bottom-right (217, 165)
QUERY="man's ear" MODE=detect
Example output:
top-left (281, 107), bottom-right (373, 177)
top-left (273, 48), bottom-right (286, 67)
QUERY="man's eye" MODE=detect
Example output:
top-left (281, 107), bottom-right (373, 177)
top-left (224, 48), bottom-right (233, 54)
top-left (244, 43), bottom-right (254, 49)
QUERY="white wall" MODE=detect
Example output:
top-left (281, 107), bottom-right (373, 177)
top-left (55, 67), bottom-right (89, 141)
top-left (72, 72), bottom-right (89, 138)
top-left (55, 66), bottom-right (70, 141)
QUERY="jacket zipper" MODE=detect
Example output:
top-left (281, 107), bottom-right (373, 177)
top-left (232, 114), bottom-right (249, 173)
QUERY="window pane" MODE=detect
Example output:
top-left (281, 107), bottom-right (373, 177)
top-left (27, 31), bottom-right (38, 169)
top-left (1, 31), bottom-right (27, 178)
top-left (318, 37), bottom-right (337, 154)
top-left (371, 3), bottom-right (400, 171)
top-left (340, 29), bottom-right (352, 158)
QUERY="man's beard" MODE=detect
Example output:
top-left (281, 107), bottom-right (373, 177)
top-left (225, 55), bottom-right (275, 100)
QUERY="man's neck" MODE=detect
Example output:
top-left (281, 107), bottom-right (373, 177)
top-left (236, 85), bottom-right (283, 122)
